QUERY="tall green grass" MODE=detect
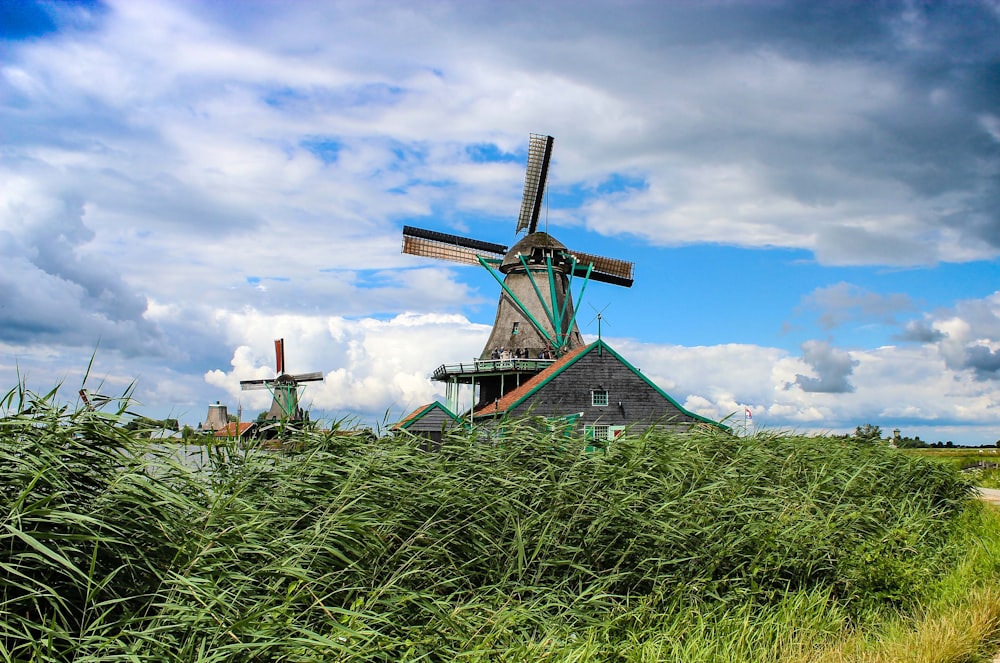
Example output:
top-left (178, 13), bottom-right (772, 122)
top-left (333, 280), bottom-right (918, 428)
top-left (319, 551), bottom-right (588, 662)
top-left (0, 383), bottom-right (994, 661)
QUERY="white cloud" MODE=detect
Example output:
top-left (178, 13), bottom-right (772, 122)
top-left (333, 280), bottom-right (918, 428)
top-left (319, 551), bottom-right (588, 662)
top-left (203, 309), bottom-right (489, 422)
top-left (2, 0), bottom-right (1000, 445)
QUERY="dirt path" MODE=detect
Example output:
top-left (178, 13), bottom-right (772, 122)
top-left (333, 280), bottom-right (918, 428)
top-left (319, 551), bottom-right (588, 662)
top-left (977, 487), bottom-right (1000, 507)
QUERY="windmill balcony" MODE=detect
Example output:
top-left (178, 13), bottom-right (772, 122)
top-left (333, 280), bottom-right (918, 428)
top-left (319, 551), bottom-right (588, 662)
top-left (432, 357), bottom-right (555, 382)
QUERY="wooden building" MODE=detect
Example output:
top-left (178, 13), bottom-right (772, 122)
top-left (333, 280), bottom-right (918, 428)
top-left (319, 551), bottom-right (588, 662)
top-left (393, 401), bottom-right (465, 449)
top-left (471, 339), bottom-right (721, 442)
top-left (214, 421), bottom-right (258, 440)
top-left (399, 135), bottom-right (722, 442)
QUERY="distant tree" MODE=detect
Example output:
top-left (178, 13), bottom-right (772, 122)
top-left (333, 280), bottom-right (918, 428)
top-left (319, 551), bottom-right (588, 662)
top-left (996, 439), bottom-right (1000, 448)
top-left (895, 435), bottom-right (927, 449)
top-left (854, 423), bottom-right (883, 442)
top-left (946, 440), bottom-right (954, 448)
top-left (228, 414), bottom-right (239, 422)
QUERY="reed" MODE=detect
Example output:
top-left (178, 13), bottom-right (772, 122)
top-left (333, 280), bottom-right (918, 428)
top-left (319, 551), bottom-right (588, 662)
top-left (0, 384), bottom-right (996, 661)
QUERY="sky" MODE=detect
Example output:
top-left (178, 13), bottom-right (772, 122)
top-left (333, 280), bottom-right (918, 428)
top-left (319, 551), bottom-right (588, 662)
top-left (2, 0), bottom-right (1000, 443)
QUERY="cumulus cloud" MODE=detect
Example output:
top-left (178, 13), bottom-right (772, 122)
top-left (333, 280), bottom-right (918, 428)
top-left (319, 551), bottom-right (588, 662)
top-left (203, 310), bottom-right (490, 422)
top-left (896, 319), bottom-right (947, 343)
top-left (792, 340), bottom-right (859, 394)
top-left (2, 0), bottom-right (1000, 444)
top-left (0, 174), bottom-right (165, 356)
top-left (798, 283), bottom-right (914, 330)
top-left (910, 292), bottom-right (1000, 382)
top-left (965, 344), bottom-right (1000, 381)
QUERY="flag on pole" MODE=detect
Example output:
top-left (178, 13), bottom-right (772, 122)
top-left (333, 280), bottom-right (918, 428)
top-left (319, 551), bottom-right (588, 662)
top-left (745, 407), bottom-right (753, 421)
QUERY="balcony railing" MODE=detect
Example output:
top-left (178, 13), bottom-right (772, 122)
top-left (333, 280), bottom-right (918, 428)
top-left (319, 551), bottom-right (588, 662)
top-left (432, 358), bottom-right (555, 380)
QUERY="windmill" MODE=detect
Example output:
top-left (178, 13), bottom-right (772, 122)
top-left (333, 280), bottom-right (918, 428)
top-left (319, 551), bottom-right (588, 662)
top-left (401, 134), bottom-right (635, 411)
top-left (239, 339), bottom-right (323, 422)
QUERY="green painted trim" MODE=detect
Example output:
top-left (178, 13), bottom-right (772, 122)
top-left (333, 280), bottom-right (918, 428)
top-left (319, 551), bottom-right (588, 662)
top-left (478, 255), bottom-right (555, 345)
top-left (593, 341), bottom-right (728, 430)
top-left (266, 383), bottom-right (299, 419)
top-left (561, 258), bottom-right (591, 343)
top-left (399, 401), bottom-right (463, 430)
top-left (518, 254), bottom-right (559, 342)
top-left (496, 339), bottom-right (727, 431)
top-left (546, 257), bottom-right (562, 349)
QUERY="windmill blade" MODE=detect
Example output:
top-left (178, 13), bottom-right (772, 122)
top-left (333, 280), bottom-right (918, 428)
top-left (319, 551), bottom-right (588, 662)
top-left (274, 338), bottom-right (285, 374)
top-left (569, 250), bottom-right (635, 287)
top-left (402, 225), bottom-right (507, 265)
top-left (515, 134), bottom-right (554, 235)
top-left (240, 379), bottom-right (274, 391)
top-left (289, 372), bottom-right (324, 383)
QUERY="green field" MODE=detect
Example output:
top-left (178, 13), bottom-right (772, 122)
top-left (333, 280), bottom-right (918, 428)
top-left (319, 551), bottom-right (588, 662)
top-left (904, 446), bottom-right (1000, 489)
top-left (3, 384), bottom-right (1000, 661)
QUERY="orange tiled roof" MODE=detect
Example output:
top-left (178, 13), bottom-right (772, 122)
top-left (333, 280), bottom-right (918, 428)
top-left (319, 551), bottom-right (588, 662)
top-left (473, 342), bottom-right (593, 417)
top-left (214, 421), bottom-right (256, 438)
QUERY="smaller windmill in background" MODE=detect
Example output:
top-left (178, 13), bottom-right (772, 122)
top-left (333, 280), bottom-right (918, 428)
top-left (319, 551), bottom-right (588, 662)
top-left (240, 339), bottom-right (323, 423)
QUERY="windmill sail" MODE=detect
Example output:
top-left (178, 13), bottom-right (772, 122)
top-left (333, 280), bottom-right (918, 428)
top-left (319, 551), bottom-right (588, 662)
top-left (275, 338), bottom-right (285, 374)
top-left (402, 225), bottom-right (507, 265)
top-left (515, 134), bottom-right (554, 235)
top-left (569, 250), bottom-right (634, 287)
top-left (238, 339), bottom-right (323, 423)
top-left (289, 372), bottom-right (323, 382)
top-left (399, 133), bottom-right (638, 410)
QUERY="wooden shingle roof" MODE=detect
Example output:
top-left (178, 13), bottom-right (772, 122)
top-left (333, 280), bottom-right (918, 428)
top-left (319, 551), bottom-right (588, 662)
top-left (473, 343), bottom-right (591, 417)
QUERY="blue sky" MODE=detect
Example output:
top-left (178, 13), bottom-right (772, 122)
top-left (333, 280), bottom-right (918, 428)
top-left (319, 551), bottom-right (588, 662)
top-left (2, 0), bottom-right (1000, 443)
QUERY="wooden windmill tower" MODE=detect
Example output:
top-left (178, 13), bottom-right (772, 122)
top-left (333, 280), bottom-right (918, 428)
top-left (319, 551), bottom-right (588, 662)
top-left (239, 339), bottom-right (323, 422)
top-left (401, 134), bottom-right (635, 412)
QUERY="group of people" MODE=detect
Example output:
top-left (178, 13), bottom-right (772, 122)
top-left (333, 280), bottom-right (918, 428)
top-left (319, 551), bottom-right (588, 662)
top-left (489, 347), bottom-right (556, 361)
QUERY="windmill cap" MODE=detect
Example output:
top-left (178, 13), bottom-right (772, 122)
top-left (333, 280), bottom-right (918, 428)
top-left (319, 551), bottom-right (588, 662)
top-left (501, 232), bottom-right (572, 274)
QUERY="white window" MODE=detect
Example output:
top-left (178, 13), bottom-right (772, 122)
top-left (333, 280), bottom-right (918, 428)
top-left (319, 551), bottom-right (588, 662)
top-left (585, 424), bottom-right (626, 442)
top-left (592, 390), bottom-right (609, 406)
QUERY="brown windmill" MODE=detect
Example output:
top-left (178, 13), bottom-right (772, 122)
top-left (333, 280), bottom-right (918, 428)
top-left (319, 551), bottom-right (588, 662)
top-left (401, 134), bottom-right (635, 411)
top-left (239, 339), bottom-right (323, 422)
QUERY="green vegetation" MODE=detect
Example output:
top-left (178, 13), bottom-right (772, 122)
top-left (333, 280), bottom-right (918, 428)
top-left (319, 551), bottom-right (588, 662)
top-left (3, 382), bottom-right (1000, 661)
top-left (904, 446), bottom-right (1000, 490)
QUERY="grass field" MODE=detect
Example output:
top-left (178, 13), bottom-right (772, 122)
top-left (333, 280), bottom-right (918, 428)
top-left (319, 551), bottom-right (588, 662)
top-left (904, 446), bottom-right (1000, 489)
top-left (3, 383), bottom-right (1000, 661)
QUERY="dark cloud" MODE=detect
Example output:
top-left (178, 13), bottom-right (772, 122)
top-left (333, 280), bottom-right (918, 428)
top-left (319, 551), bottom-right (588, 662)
top-left (965, 345), bottom-right (1000, 381)
top-left (793, 340), bottom-right (859, 393)
top-left (0, 189), bottom-right (165, 357)
top-left (896, 320), bottom-right (946, 343)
